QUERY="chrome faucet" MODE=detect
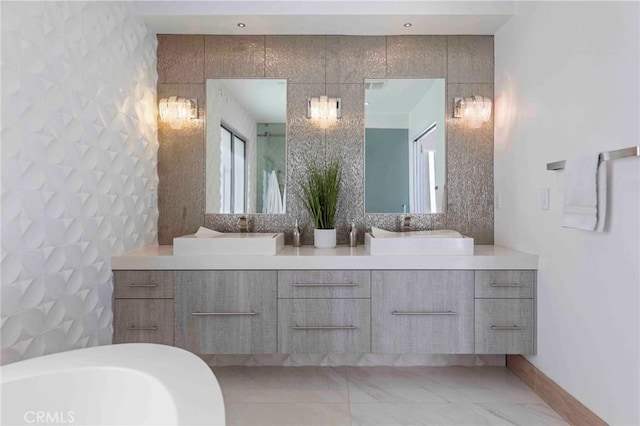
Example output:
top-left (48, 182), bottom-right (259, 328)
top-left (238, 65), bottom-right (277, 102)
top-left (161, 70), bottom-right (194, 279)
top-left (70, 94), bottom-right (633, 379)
top-left (402, 215), bottom-right (412, 232)
top-left (239, 216), bottom-right (248, 233)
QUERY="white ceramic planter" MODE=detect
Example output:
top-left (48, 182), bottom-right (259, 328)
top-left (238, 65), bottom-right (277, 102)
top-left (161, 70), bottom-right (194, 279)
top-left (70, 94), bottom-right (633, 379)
top-left (314, 229), bottom-right (337, 249)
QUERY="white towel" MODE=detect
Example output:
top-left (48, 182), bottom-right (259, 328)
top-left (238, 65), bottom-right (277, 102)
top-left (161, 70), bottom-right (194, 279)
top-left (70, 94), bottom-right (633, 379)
top-left (264, 170), bottom-right (284, 214)
top-left (561, 153), bottom-right (607, 231)
top-left (194, 227), bottom-right (224, 238)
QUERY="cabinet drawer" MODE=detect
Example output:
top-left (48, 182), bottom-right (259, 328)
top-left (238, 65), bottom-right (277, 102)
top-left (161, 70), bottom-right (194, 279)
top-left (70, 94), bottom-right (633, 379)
top-left (278, 270), bottom-right (370, 298)
top-left (372, 271), bottom-right (474, 353)
top-left (475, 299), bottom-right (535, 354)
top-left (174, 271), bottom-right (277, 354)
top-left (475, 270), bottom-right (535, 299)
top-left (113, 299), bottom-right (174, 345)
top-left (278, 299), bottom-right (371, 353)
top-left (113, 271), bottom-right (174, 299)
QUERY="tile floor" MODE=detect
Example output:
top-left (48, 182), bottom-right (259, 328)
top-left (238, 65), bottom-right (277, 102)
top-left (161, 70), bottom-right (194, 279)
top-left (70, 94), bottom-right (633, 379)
top-left (212, 366), bottom-right (568, 426)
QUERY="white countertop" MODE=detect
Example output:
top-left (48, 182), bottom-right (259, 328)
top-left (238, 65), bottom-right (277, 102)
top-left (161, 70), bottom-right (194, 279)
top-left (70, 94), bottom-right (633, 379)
top-left (111, 245), bottom-right (538, 270)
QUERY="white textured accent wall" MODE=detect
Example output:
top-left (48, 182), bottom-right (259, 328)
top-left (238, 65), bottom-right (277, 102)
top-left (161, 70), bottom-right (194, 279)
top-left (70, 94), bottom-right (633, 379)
top-left (1, 1), bottom-right (158, 364)
top-left (495, 2), bottom-right (639, 424)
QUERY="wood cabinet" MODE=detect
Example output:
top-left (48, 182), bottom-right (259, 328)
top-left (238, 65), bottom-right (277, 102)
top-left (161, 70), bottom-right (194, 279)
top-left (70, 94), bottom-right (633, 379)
top-left (474, 270), bottom-right (536, 354)
top-left (278, 270), bottom-right (371, 298)
top-left (113, 299), bottom-right (174, 345)
top-left (112, 271), bottom-right (175, 345)
top-left (278, 299), bottom-right (371, 353)
top-left (371, 271), bottom-right (474, 353)
top-left (475, 299), bottom-right (535, 354)
top-left (174, 271), bottom-right (277, 354)
top-left (112, 268), bottom-right (536, 355)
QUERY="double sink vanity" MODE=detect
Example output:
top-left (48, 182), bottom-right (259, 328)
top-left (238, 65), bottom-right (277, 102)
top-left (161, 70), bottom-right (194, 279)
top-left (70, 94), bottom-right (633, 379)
top-left (111, 231), bottom-right (537, 358)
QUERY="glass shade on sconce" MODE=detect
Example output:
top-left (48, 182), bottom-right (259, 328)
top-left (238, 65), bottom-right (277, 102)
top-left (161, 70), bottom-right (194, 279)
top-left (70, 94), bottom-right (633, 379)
top-left (307, 95), bottom-right (341, 128)
top-left (453, 96), bottom-right (492, 129)
top-left (158, 96), bottom-right (197, 129)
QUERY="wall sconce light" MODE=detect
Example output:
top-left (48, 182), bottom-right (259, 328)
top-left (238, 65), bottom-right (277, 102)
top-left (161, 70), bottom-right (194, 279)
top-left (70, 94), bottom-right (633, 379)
top-left (158, 96), bottom-right (198, 129)
top-left (307, 96), bottom-right (341, 128)
top-left (453, 96), bottom-right (492, 129)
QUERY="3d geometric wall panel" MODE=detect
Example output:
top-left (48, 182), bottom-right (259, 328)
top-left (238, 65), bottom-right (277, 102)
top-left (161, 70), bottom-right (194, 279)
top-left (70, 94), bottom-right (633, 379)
top-left (1, 1), bottom-right (158, 364)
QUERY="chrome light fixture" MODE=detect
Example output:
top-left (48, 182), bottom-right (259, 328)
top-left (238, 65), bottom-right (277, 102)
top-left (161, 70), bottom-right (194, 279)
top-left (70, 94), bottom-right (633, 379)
top-left (453, 96), bottom-right (492, 129)
top-left (158, 96), bottom-right (198, 129)
top-left (307, 96), bottom-right (341, 128)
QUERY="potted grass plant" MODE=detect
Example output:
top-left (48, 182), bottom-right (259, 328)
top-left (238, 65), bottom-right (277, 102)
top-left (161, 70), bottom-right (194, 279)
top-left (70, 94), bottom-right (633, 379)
top-left (299, 158), bottom-right (342, 248)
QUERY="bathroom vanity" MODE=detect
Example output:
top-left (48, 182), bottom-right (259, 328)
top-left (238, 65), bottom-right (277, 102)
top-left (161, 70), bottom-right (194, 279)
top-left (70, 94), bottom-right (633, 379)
top-left (111, 245), bottom-right (537, 356)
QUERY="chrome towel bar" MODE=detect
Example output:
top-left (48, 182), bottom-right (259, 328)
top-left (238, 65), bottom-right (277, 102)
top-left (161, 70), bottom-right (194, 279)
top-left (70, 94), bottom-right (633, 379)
top-left (392, 311), bottom-right (456, 316)
top-left (291, 325), bottom-right (357, 330)
top-left (292, 283), bottom-right (357, 287)
top-left (546, 145), bottom-right (639, 170)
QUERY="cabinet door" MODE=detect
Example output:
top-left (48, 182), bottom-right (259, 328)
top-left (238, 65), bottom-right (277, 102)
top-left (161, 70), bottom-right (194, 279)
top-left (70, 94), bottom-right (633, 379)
top-left (278, 299), bottom-right (371, 353)
top-left (278, 270), bottom-right (371, 298)
top-left (475, 270), bottom-right (535, 299)
top-left (372, 270), bottom-right (474, 353)
top-left (113, 271), bottom-right (174, 299)
top-left (175, 271), bottom-right (277, 354)
top-left (114, 299), bottom-right (174, 345)
top-left (475, 299), bottom-right (535, 354)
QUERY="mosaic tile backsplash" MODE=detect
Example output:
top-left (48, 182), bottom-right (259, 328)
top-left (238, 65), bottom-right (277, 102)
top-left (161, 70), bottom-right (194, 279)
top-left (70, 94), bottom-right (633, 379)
top-left (157, 35), bottom-right (494, 245)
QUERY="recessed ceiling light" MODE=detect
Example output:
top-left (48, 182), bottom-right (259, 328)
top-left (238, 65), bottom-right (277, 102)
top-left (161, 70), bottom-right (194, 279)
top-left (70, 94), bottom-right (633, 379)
top-left (237, 23), bottom-right (246, 28)
top-left (404, 23), bottom-right (412, 28)
top-left (365, 102), bottom-right (370, 106)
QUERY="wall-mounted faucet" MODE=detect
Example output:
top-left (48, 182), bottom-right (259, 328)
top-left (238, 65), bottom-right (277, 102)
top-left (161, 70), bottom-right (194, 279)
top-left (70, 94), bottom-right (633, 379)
top-left (239, 216), bottom-right (248, 233)
top-left (402, 215), bottom-right (412, 232)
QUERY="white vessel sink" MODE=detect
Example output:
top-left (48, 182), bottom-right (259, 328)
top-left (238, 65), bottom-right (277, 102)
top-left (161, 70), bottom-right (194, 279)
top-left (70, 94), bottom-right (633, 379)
top-left (365, 229), bottom-right (474, 255)
top-left (173, 232), bottom-right (285, 255)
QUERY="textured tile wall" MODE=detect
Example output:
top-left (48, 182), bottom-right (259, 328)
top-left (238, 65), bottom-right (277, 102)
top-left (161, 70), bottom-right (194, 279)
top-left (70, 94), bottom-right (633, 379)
top-left (158, 35), bottom-right (494, 245)
top-left (1, 2), bottom-right (158, 364)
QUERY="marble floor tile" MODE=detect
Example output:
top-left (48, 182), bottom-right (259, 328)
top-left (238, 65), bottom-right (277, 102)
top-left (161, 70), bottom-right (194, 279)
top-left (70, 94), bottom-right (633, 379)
top-left (350, 402), bottom-right (567, 426)
top-left (346, 366), bottom-right (449, 403)
top-left (226, 403), bottom-right (351, 426)
top-left (477, 403), bottom-right (568, 425)
top-left (215, 366), bottom-right (566, 425)
top-left (212, 366), bottom-right (348, 403)
top-left (377, 366), bottom-right (546, 404)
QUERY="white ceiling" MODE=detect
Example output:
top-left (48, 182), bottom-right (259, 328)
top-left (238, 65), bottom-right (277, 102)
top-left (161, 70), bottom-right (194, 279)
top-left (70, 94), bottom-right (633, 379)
top-left (135, 1), bottom-right (515, 35)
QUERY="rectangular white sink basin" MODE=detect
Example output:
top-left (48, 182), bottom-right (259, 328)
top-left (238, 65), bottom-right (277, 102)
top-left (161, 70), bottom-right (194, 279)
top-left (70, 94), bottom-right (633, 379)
top-left (173, 232), bottom-right (285, 256)
top-left (365, 230), bottom-right (474, 255)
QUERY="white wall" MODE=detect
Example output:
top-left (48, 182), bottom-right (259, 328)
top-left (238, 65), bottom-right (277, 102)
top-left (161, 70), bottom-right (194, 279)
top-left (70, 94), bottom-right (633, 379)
top-left (494, 2), bottom-right (639, 424)
top-left (1, 1), bottom-right (158, 364)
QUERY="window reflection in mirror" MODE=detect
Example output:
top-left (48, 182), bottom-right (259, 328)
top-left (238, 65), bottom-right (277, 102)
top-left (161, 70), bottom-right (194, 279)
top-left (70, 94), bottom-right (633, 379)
top-left (364, 79), bottom-right (446, 214)
top-left (206, 79), bottom-right (287, 214)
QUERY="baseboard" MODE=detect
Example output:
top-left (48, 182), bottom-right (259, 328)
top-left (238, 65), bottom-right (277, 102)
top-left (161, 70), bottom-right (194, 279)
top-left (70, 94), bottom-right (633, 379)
top-left (506, 355), bottom-right (607, 426)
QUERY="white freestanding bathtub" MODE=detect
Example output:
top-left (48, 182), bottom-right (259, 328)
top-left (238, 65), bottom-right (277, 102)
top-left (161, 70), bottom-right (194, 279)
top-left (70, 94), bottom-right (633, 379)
top-left (1, 343), bottom-right (225, 425)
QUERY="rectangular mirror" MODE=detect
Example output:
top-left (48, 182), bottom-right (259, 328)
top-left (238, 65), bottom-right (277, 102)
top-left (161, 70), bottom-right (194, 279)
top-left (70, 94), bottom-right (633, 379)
top-left (364, 79), bottom-right (446, 214)
top-left (206, 79), bottom-right (287, 214)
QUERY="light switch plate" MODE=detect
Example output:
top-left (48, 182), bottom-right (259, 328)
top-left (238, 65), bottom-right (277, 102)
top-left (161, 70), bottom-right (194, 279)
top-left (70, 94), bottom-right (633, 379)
top-left (539, 188), bottom-right (550, 210)
top-left (147, 190), bottom-right (158, 209)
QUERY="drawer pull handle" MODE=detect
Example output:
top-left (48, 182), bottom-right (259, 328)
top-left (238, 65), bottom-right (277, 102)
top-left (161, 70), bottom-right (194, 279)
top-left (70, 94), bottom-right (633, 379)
top-left (126, 325), bottom-right (158, 331)
top-left (392, 311), bottom-right (456, 316)
top-left (127, 283), bottom-right (158, 288)
top-left (491, 325), bottom-right (525, 331)
top-left (292, 283), bottom-right (357, 287)
top-left (291, 325), bottom-right (357, 330)
top-left (192, 311), bottom-right (257, 316)
top-left (490, 283), bottom-right (523, 288)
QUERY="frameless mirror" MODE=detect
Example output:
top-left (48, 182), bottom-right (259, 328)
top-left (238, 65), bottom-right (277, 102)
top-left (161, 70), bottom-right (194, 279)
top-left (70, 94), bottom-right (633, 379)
top-left (364, 79), bottom-right (446, 214)
top-left (206, 79), bottom-right (287, 214)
